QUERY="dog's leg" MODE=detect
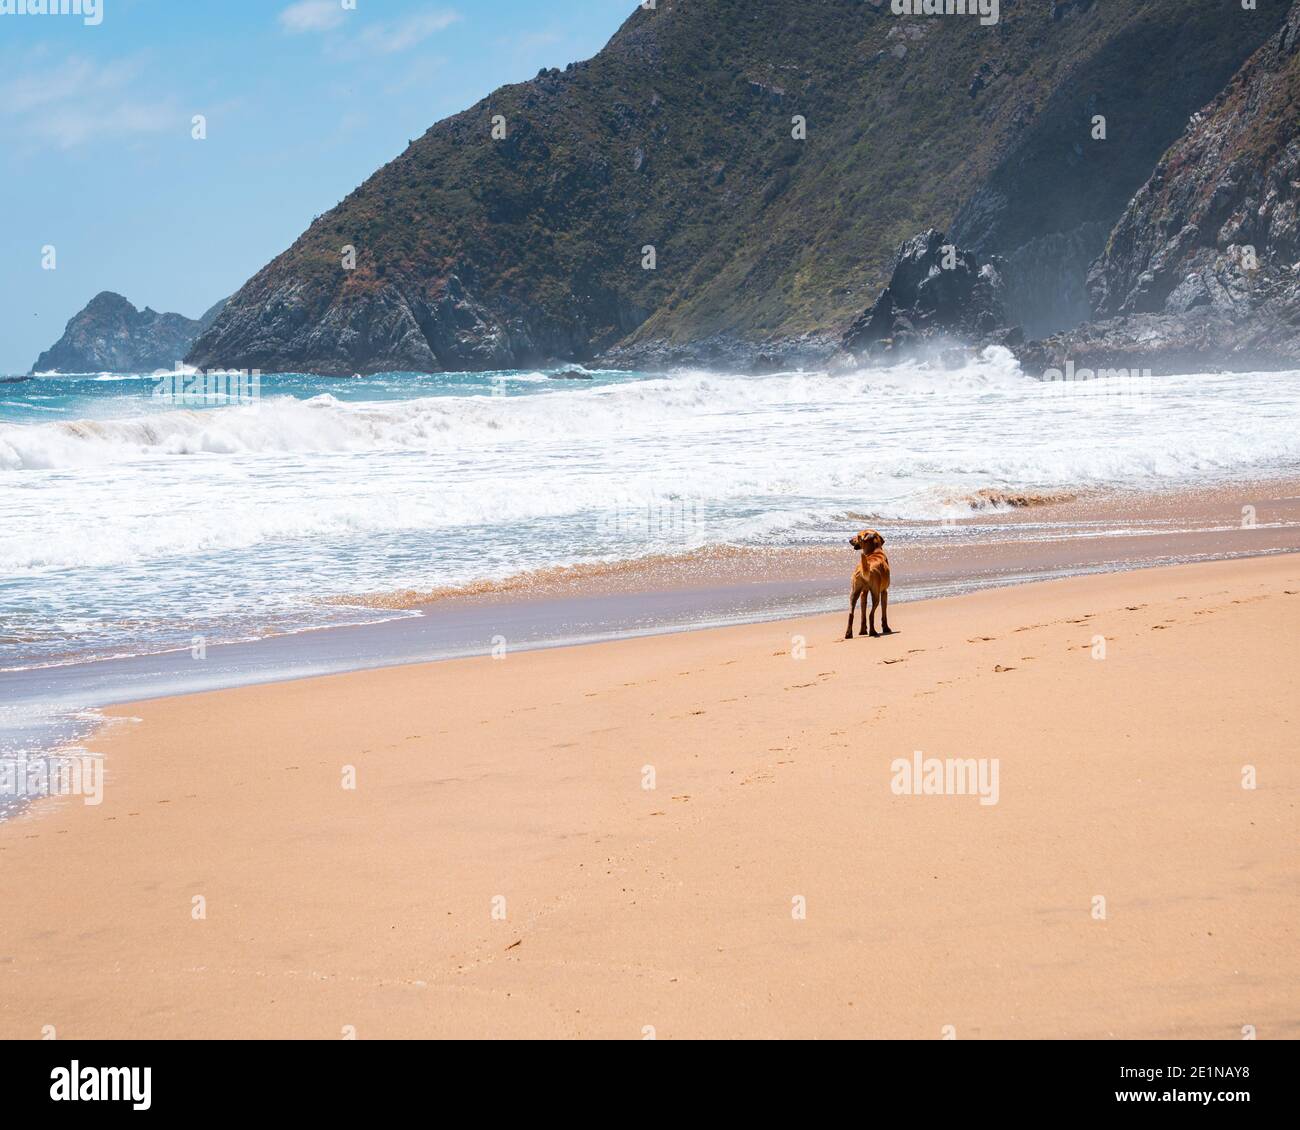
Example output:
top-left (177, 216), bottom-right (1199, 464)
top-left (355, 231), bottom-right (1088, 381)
top-left (880, 590), bottom-right (893, 635)
top-left (861, 589), bottom-right (870, 636)
top-left (845, 589), bottom-right (858, 640)
top-left (868, 590), bottom-right (880, 637)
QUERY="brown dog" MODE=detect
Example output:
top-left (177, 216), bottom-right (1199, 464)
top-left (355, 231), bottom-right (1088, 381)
top-left (845, 529), bottom-right (892, 640)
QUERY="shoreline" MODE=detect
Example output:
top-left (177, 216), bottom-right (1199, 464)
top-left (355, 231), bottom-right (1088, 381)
top-left (1, 553), bottom-right (1297, 1037)
top-left (8, 475), bottom-right (1300, 673)
top-left (3, 477), bottom-right (1299, 790)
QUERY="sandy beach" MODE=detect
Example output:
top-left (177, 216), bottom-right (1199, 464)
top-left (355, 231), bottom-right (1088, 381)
top-left (2, 552), bottom-right (1297, 1039)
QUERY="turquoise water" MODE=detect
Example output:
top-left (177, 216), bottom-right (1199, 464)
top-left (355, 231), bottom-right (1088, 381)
top-left (1, 367), bottom-right (621, 423)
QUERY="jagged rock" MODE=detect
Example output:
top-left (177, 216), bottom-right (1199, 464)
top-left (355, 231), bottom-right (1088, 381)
top-left (841, 230), bottom-right (1020, 361)
top-left (596, 332), bottom-right (836, 373)
top-left (187, 271), bottom-right (621, 376)
top-left (30, 292), bottom-right (223, 375)
top-left (1019, 0), bottom-right (1300, 374)
top-left (197, 297), bottom-right (229, 334)
top-left (1018, 303), bottom-right (1300, 376)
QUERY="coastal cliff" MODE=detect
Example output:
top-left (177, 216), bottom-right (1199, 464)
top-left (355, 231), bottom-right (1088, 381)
top-left (1021, 0), bottom-right (1300, 374)
top-left (187, 0), bottom-right (1289, 375)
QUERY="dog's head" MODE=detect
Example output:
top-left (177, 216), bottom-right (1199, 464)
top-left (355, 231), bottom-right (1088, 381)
top-left (850, 529), bottom-right (885, 553)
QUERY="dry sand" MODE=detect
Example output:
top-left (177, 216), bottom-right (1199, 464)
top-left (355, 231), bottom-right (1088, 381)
top-left (1, 555), bottom-right (1297, 1039)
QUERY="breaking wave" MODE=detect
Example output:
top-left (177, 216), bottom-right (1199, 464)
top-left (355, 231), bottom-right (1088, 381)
top-left (0, 355), bottom-right (1037, 470)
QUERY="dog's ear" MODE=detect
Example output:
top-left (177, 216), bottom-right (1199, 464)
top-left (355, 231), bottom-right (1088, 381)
top-left (875, 533), bottom-right (886, 548)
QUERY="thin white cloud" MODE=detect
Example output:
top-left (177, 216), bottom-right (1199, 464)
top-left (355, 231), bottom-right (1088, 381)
top-left (0, 54), bottom-right (178, 150)
top-left (282, 3), bottom-right (458, 53)
top-left (1, 56), bottom-right (137, 113)
top-left (358, 9), bottom-right (460, 55)
top-left (279, 0), bottom-right (348, 35)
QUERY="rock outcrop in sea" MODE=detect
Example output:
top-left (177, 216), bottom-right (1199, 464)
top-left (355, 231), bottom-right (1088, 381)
top-left (840, 229), bottom-right (1019, 363)
top-left (31, 293), bottom-right (228, 375)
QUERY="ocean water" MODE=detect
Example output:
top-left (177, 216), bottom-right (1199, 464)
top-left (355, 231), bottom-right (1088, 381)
top-left (4, 352), bottom-right (1300, 677)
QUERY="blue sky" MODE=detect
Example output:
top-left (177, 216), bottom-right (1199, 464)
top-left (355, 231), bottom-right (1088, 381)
top-left (0, 0), bottom-right (637, 373)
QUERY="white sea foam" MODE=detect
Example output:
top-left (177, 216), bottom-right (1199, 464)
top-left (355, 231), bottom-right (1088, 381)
top-left (4, 353), bottom-right (1293, 473)
top-left (2, 358), bottom-right (1299, 667)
